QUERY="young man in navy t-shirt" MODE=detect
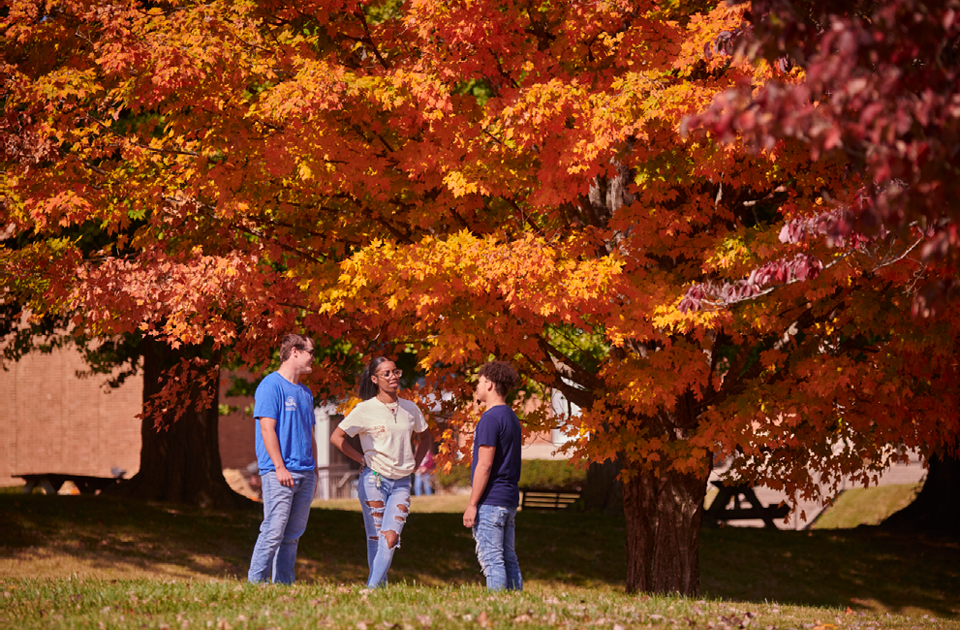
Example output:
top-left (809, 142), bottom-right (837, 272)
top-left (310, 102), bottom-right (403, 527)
top-left (463, 361), bottom-right (523, 590)
top-left (248, 333), bottom-right (318, 584)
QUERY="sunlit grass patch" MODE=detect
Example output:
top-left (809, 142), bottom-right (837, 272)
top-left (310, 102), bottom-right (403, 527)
top-left (813, 483), bottom-right (922, 530)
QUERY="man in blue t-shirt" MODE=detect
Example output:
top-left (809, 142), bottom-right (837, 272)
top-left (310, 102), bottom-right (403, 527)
top-left (463, 361), bottom-right (523, 590)
top-left (248, 333), bottom-right (318, 584)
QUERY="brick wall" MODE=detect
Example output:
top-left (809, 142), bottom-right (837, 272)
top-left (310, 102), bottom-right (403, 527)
top-left (218, 370), bottom-right (256, 470)
top-left (0, 347), bottom-right (265, 486)
top-left (0, 346), bottom-right (142, 485)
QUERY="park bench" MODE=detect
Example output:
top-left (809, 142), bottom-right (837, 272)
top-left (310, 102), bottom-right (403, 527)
top-left (703, 480), bottom-right (790, 529)
top-left (520, 488), bottom-right (581, 511)
top-left (15, 473), bottom-right (123, 495)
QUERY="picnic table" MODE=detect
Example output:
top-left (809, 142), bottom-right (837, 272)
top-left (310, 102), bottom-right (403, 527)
top-left (520, 488), bottom-right (581, 511)
top-left (15, 473), bottom-right (124, 495)
top-left (703, 480), bottom-right (790, 529)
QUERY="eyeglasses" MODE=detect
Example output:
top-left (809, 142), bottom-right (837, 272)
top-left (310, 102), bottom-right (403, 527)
top-left (298, 347), bottom-right (315, 356)
top-left (376, 369), bottom-right (403, 378)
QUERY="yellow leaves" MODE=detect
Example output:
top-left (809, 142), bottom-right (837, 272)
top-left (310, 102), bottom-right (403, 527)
top-left (443, 171), bottom-right (484, 197)
top-left (337, 396), bottom-right (362, 417)
top-left (297, 163), bottom-right (314, 181)
top-left (705, 234), bottom-right (752, 272)
top-left (650, 299), bottom-right (724, 335)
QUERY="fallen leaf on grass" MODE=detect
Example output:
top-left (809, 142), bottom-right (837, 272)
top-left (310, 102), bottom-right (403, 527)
top-left (513, 614), bottom-right (532, 623)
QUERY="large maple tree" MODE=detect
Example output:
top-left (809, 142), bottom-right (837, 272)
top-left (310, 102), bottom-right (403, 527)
top-left (3, 0), bottom-right (957, 593)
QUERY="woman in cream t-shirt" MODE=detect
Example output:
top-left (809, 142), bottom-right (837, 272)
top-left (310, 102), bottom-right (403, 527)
top-left (330, 356), bottom-right (433, 588)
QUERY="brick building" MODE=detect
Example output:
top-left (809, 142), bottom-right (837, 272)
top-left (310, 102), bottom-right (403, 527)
top-left (0, 345), bottom-right (142, 486)
top-left (0, 345), bottom-right (264, 488)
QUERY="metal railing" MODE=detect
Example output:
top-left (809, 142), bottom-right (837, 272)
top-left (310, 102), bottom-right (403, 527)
top-left (315, 466), bottom-right (360, 500)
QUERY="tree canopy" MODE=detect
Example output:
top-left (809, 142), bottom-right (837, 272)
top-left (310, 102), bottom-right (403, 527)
top-left (3, 0), bottom-right (958, 592)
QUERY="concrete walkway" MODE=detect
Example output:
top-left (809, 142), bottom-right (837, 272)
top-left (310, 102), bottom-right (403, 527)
top-left (707, 451), bottom-right (927, 530)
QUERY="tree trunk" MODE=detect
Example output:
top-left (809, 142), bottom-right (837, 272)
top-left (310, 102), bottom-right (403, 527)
top-left (105, 338), bottom-right (248, 509)
top-left (883, 452), bottom-right (960, 536)
top-left (622, 460), bottom-right (711, 595)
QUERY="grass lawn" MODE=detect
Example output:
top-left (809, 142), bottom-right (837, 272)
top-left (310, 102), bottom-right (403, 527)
top-left (1, 493), bottom-right (958, 629)
top-left (812, 483), bottom-right (922, 530)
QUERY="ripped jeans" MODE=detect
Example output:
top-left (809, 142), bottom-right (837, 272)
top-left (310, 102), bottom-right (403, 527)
top-left (358, 467), bottom-right (411, 588)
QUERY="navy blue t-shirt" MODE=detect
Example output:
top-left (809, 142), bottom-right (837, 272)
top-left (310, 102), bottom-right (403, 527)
top-left (471, 405), bottom-right (522, 508)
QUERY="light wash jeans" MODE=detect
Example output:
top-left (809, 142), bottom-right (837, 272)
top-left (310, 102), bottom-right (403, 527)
top-left (473, 504), bottom-right (522, 591)
top-left (248, 470), bottom-right (316, 584)
top-left (358, 467), bottom-right (411, 588)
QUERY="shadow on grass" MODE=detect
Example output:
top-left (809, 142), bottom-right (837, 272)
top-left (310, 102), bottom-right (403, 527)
top-left (2, 496), bottom-right (958, 617)
top-left (700, 526), bottom-right (960, 617)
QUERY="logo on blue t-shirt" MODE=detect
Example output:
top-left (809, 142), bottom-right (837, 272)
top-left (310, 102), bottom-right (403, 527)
top-left (285, 396), bottom-right (297, 409)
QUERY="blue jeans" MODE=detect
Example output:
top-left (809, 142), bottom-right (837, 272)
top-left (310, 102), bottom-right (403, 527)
top-left (358, 467), bottom-right (411, 588)
top-left (248, 470), bottom-right (316, 584)
top-left (413, 472), bottom-right (433, 496)
top-left (473, 504), bottom-right (522, 590)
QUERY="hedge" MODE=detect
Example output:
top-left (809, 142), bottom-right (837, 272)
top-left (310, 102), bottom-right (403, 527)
top-left (434, 459), bottom-right (585, 493)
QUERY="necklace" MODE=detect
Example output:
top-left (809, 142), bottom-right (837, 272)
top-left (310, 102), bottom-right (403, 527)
top-left (377, 394), bottom-right (399, 423)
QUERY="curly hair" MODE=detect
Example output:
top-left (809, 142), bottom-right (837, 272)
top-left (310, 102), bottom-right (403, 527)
top-left (477, 361), bottom-right (519, 397)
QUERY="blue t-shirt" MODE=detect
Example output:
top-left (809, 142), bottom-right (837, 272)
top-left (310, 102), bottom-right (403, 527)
top-left (253, 372), bottom-right (317, 473)
top-left (471, 405), bottom-right (522, 508)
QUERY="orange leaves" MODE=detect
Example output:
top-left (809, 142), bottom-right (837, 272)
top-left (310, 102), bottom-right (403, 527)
top-left (65, 249), bottom-right (280, 349)
top-left (322, 231), bottom-right (624, 355)
top-left (674, 3), bottom-right (749, 75)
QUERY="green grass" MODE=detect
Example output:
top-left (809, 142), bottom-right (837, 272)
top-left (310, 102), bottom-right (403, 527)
top-left (813, 483), bottom-right (922, 529)
top-left (1, 494), bottom-right (958, 629)
top-left (9, 579), bottom-right (938, 630)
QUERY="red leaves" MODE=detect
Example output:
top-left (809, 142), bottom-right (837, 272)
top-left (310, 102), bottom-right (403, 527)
top-left (679, 254), bottom-right (824, 313)
top-left (687, 0), bottom-right (960, 242)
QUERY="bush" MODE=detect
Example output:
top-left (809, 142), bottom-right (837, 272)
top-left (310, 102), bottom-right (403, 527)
top-left (519, 459), bottom-right (585, 492)
top-left (434, 463), bottom-right (472, 492)
top-left (435, 459), bottom-right (585, 492)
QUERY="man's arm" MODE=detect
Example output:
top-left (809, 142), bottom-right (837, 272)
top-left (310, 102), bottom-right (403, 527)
top-left (260, 417), bottom-right (293, 487)
top-left (463, 445), bottom-right (495, 528)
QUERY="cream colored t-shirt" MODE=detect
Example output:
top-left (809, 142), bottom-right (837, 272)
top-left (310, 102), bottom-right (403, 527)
top-left (338, 397), bottom-right (429, 479)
